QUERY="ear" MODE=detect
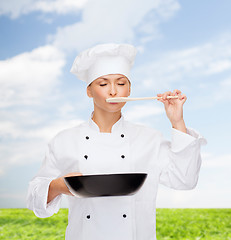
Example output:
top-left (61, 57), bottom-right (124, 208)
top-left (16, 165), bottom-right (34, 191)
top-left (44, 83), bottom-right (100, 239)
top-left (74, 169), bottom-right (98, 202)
top-left (87, 85), bottom-right (93, 98)
top-left (128, 82), bottom-right (131, 96)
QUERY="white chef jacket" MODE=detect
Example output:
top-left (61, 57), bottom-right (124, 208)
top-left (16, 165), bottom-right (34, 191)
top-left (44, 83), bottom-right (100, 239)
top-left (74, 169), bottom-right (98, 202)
top-left (27, 115), bottom-right (206, 240)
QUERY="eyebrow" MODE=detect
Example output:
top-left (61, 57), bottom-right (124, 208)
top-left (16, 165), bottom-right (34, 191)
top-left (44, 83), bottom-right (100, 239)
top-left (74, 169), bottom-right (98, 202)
top-left (98, 76), bottom-right (126, 81)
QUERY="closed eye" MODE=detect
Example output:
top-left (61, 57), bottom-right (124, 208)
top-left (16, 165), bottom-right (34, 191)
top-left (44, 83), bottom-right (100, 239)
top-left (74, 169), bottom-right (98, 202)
top-left (100, 84), bottom-right (107, 86)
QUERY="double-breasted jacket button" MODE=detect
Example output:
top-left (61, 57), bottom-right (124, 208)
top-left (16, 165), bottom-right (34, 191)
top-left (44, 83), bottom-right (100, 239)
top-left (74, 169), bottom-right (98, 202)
top-left (121, 134), bottom-right (125, 138)
top-left (123, 214), bottom-right (127, 218)
top-left (84, 155), bottom-right (88, 160)
top-left (86, 215), bottom-right (90, 219)
top-left (86, 136), bottom-right (89, 140)
top-left (121, 155), bottom-right (125, 159)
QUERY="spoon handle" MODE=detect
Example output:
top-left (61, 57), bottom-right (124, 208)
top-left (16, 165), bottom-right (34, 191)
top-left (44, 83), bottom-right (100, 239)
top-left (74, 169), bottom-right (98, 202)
top-left (106, 96), bottom-right (178, 103)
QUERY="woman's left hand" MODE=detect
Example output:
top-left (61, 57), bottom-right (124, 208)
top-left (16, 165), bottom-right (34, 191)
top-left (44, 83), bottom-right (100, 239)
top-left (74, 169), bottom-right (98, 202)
top-left (157, 89), bottom-right (187, 133)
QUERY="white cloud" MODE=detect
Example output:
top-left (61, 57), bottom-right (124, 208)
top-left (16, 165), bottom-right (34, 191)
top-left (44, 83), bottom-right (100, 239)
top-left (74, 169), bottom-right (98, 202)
top-left (32, 0), bottom-right (87, 14)
top-left (0, 118), bottom-right (84, 175)
top-left (52, 0), bottom-right (180, 52)
top-left (0, 140), bottom-right (42, 176)
top-left (131, 33), bottom-right (231, 102)
top-left (0, 118), bottom-right (83, 141)
top-left (0, 0), bottom-right (31, 19)
top-left (0, 43), bottom-right (72, 176)
top-left (26, 119), bottom-right (84, 140)
top-left (201, 153), bottom-right (231, 168)
top-left (156, 151), bottom-right (231, 208)
top-left (0, 0), bottom-right (87, 19)
top-left (157, 186), bottom-right (231, 208)
top-left (205, 60), bottom-right (231, 75)
top-left (213, 76), bottom-right (231, 102)
top-left (0, 45), bottom-right (65, 107)
top-left (220, 77), bottom-right (231, 87)
top-left (0, 121), bottom-right (21, 139)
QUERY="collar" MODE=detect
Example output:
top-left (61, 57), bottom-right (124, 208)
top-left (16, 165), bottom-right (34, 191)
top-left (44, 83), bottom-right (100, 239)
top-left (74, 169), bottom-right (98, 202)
top-left (88, 112), bottom-right (124, 133)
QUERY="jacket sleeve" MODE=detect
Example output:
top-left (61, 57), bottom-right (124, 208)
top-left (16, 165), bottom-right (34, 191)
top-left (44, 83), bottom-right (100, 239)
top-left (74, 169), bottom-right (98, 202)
top-left (27, 140), bottom-right (62, 218)
top-left (158, 127), bottom-right (207, 190)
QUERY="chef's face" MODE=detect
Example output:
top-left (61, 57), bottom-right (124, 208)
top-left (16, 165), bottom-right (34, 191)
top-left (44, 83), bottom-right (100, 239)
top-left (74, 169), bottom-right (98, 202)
top-left (87, 74), bottom-right (131, 113)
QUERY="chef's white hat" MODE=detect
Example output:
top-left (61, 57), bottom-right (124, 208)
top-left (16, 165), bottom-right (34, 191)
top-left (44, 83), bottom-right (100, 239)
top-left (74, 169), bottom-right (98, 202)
top-left (70, 43), bottom-right (137, 85)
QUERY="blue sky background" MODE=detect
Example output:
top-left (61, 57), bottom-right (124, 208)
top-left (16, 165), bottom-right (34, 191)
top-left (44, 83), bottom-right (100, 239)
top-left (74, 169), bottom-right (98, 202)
top-left (0, 0), bottom-right (230, 208)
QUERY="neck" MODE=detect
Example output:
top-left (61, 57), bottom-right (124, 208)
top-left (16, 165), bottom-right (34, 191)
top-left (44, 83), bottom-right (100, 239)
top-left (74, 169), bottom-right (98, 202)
top-left (92, 110), bottom-right (122, 133)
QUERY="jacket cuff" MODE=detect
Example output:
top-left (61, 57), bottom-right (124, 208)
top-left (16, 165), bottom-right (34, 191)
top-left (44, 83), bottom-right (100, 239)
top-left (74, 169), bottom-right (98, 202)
top-left (34, 178), bottom-right (61, 217)
top-left (171, 127), bottom-right (207, 152)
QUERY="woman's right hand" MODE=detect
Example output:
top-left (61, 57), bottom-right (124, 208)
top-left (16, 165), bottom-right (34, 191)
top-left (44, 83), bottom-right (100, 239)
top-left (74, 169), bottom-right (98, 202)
top-left (47, 172), bottom-right (82, 203)
top-left (61, 172), bottom-right (82, 195)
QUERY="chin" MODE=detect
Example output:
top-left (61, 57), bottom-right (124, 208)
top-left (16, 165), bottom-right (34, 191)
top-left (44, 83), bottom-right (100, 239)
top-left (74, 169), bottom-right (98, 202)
top-left (103, 103), bottom-right (124, 112)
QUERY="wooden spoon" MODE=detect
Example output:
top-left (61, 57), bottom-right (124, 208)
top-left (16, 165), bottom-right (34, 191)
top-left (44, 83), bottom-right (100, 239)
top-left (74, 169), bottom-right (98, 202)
top-left (106, 96), bottom-right (178, 103)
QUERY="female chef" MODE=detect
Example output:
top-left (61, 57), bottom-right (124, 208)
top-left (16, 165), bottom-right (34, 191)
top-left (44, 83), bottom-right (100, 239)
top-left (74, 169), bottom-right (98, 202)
top-left (27, 43), bottom-right (206, 240)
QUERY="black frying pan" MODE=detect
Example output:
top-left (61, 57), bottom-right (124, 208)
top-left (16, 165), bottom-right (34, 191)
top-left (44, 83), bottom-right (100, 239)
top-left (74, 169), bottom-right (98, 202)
top-left (64, 173), bottom-right (147, 197)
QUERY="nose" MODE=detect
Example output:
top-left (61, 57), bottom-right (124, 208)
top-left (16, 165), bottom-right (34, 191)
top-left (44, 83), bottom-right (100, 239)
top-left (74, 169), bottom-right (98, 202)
top-left (109, 84), bottom-right (117, 96)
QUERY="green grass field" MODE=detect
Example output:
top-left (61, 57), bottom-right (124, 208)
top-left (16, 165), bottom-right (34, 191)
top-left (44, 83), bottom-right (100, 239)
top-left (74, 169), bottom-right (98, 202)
top-left (0, 208), bottom-right (230, 239)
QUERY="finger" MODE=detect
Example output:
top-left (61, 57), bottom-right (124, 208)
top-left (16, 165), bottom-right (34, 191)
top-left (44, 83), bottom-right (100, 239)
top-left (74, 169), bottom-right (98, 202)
top-left (180, 94), bottom-right (187, 102)
top-left (166, 91), bottom-right (178, 104)
top-left (157, 93), bottom-right (168, 103)
top-left (157, 96), bottom-right (165, 102)
top-left (162, 91), bottom-right (172, 100)
top-left (64, 172), bottom-right (82, 177)
top-left (173, 89), bottom-right (182, 96)
top-left (157, 93), bottom-right (162, 101)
